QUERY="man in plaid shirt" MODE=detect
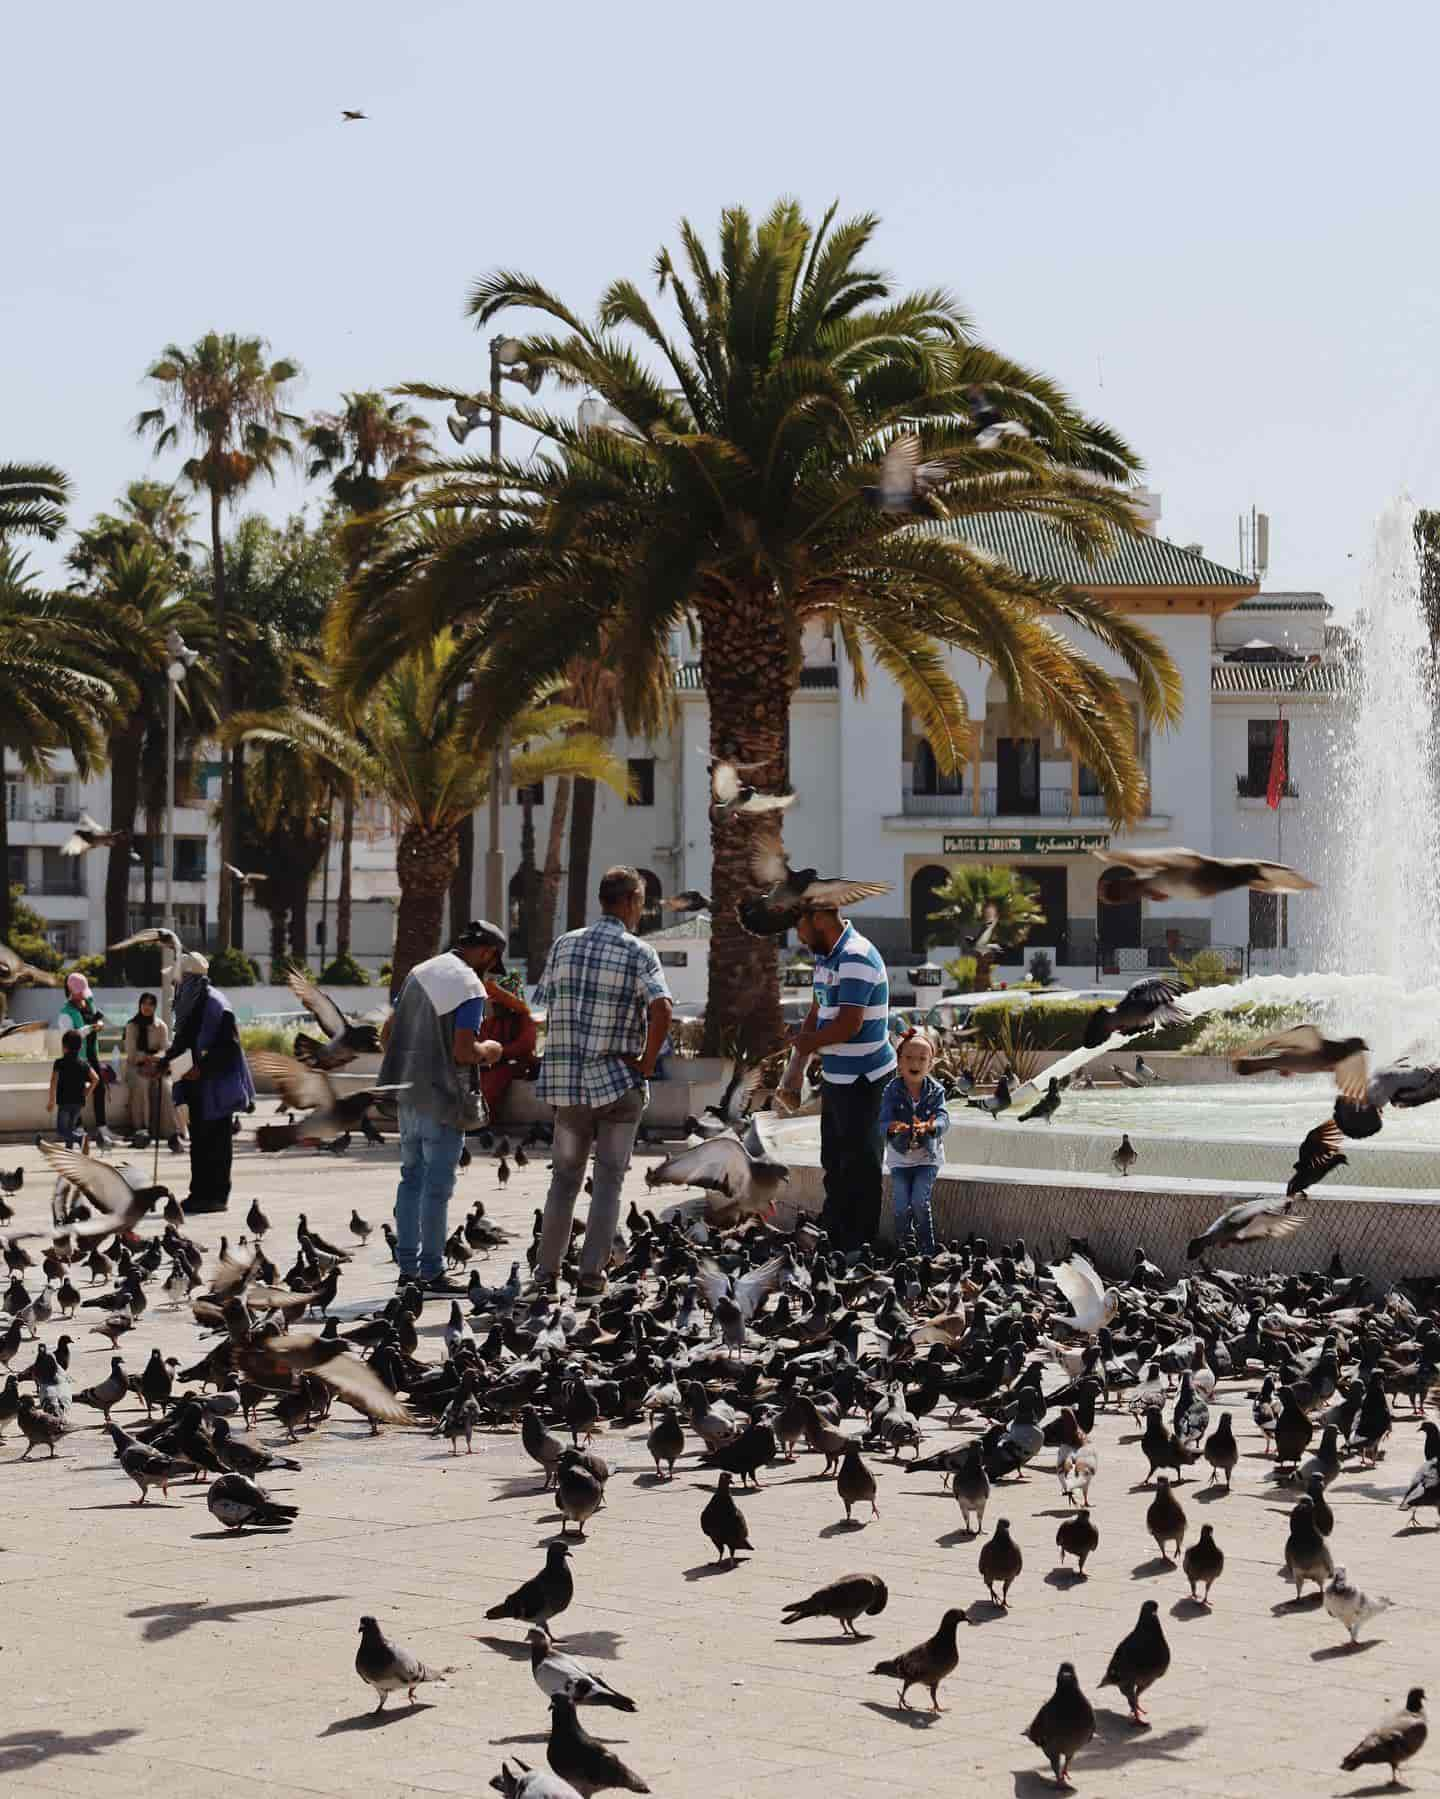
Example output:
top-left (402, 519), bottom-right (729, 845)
top-left (533, 865), bottom-right (673, 1298)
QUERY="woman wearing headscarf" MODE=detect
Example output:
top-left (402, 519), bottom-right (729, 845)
top-left (156, 952), bottom-right (255, 1213)
top-left (122, 991), bottom-right (184, 1153)
top-left (57, 972), bottom-right (113, 1147)
top-left (474, 930), bottom-right (537, 1120)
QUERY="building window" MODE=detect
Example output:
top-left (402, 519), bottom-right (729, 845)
top-left (40, 848), bottom-right (84, 896)
top-left (912, 740), bottom-right (963, 798)
top-left (174, 839), bottom-right (207, 882)
top-left (1249, 890), bottom-right (1288, 950)
top-left (45, 924), bottom-right (79, 958)
top-left (6, 848), bottom-right (25, 890)
top-left (627, 758), bottom-right (656, 807)
top-left (1242, 718), bottom-right (1293, 798)
top-left (5, 781), bottom-right (20, 822)
top-left (909, 864), bottom-right (951, 954)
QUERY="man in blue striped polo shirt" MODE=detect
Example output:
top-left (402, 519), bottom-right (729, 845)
top-left (781, 904), bottom-right (895, 1251)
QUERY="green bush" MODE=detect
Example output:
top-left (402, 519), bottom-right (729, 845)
top-left (964, 995), bottom-right (1307, 1055)
top-left (5, 885), bottom-right (62, 973)
top-left (209, 946), bottom-right (259, 987)
top-left (378, 962), bottom-right (392, 985)
top-left (942, 955), bottom-right (979, 991)
top-left (319, 951), bottom-right (371, 986)
top-left (239, 1024), bottom-right (293, 1054)
top-left (66, 953), bottom-right (106, 982)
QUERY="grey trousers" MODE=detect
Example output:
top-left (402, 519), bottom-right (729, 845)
top-left (538, 1086), bottom-right (647, 1279)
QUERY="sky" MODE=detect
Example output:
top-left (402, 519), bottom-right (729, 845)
top-left (9, 0), bottom-right (1440, 613)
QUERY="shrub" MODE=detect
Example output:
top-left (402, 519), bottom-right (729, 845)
top-left (239, 1024), bottom-right (293, 1054)
top-left (1028, 950), bottom-right (1054, 987)
top-left (1171, 947), bottom-right (1240, 989)
top-left (378, 962), bottom-right (392, 985)
top-left (319, 951), bottom-right (371, 987)
top-left (942, 955), bottom-right (979, 991)
top-left (66, 953), bottom-right (106, 982)
top-left (209, 946), bottom-right (259, 987)
top-left (5, 885), bottom-right (62, 973)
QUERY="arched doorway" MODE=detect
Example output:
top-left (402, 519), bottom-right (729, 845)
top-left (1096, 868), bottom-right (1141, 969)
top-left (909, 864), bottom-right (950, 954)
top-left (636, 868), bottom-right (662, 936)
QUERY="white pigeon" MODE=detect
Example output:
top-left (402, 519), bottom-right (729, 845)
top-left (525, 1630), bottom-right (637, 1711)
top-left (1324, 1566), bottom-right (1394, 1645)
top-left (1047, 1254), bottom-right (1118, 1335)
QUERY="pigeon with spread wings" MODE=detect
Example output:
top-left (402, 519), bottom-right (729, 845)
top-left (1082, 977), bottom-right (1188, 1048)
top-left (1186, 1193), bottom-right (1308, 1260)
top-left (864, 433), bottom-right (945, 513)
top-left (107, 927), bottom-right (184, 995)
top-left (646, 1124), bottom-right (790, 1220)
top-left (709, 761), bottom-right (794, 818)
top-left (1288, 1119), bottom-right (1348, 1195)
top-left (696, 1252), bottom-right (787, 1349)
top-left (738, 848), bottom-right (891, 938)
top-left (17, 1148), bottom-right (171, 1244)
top-left (1232, 1024), bottom-right (1369, 1099)
top-left (60, 813), bottom-right (129, 857)
top-left (0, 943), bottom-right (60, 992)
top-left (286, 969), bottom-right (385, 1068)
top-left (1047, 1254), bottom-right (1117, 1335)
top-left (236, 1332), bottom-right (410, 1426)
top-left (1093, 846), bottom-right (1317, 904)
top-left (247, 1053), bottom-right (405, 1150)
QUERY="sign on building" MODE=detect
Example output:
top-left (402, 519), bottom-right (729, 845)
top-left (940, 833), bottom-right (1112, 856)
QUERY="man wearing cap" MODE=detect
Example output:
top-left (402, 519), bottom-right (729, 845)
top-left (379, 922), bottom-right (508, 1294)
top-left (780, 902), bottom-right (895, 1251)
top-left (531, 866), bottom-right (672, 1300)
top-left (158, 951), bottom-right (255, 1214)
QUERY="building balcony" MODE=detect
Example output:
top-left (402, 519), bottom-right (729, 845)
top-left (37, 879), bottom-right (86, 898)
top-left (901, 786), bottom-right (1110, 820)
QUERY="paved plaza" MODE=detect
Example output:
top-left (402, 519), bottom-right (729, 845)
top-left (0, 1134), bottom-right (1435, 1798)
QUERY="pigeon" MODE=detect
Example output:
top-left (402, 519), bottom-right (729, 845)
top-left (965, 384), bottom-right (1032, 448)
top-left (59, 812), bottom-right (128, 856)
top-left (248, 1055), bottom-right (406, 1149)
top-left (978, 1518), bottom-right (1023, 1607)
top-left (1283, 1495), bottom-right (1334, 1599)
top-left (1339, 1687), bottom-right (1427, 1783)
top-left (206, 1472), bottom-right (300, 1531)
top-left (1099, 1599), bottom-right (1170, 1725)
top-left (1092, 846), bottom-right (1317, 903)
top-left (1019, 1078), bottom-right (1062, 1123)
top-left (1025, 1661), bottom-right (1095, 1791)
top-left (222, 863), bottom-right (268, 887)
top-left (1055, 1510), bottom-right (1099, 1576)
top-left (1146, 1476), bottom-right (1187, 1562)
top-left (864, 432), bottom-right (944, 513)
top-left (287, 970), bottom-right (385, 1069)
top-left (1182, 1523), bottom-right (1225, 1604)
top-left (341, 109), bottom-right (368, 121)
top-left (546, 1693), bottom-right (650, 1796)
top-left (349, 1209), bottom-right (372, 1244)
top-left (1187, 1192), bottom-right (1307, 1260)
top-left (1082, 978), bottom-right (1188, 1047)
top-left (554, 1452), bottom-right (605, 1537)
top-left (234, 1332), bottom-right (410, 1426)
top-left (709, 760), bottom-right (794, 817)
top-left (950, 1442), bottom-right (990, 1534)
top-left (1288, 1120), bottom-right (1347, 1195)
top-left (646, 1131), bottom-right (789, 1223)
top-left (490, 1764), bottom-right (583, 1799)
top-left (1232, 1024), bottom-right (1369, 1098)
top-left (106, 1422), bottom-right (190, 1500)
top-left (737, 847), bottom-right (890, 937)
top-left (1324, 1566), bottom-right (1394, 1647)
top-left (645, 1406), bottom-right (684, 1479)
top-left (210, 1417), bottom-right (303, 1478)
top-left (663, 890), bottom-right (710, 914)
top-left (780, 1573), bottom-right (888, 1637)
top-left (1111, 1133), bottom-right (1138, 1177)
top-left (17, 1394), bottom-right (67, 1458)
top-left (700, 1469), bottom-right (754, 1563)
top-left (1047, 1254), bottom-right (1116, 1334)
top-left (354, 1614), bottom-right (451, 1712)
top-left (1134, 1055), bottom-right (1159, 1084)
top-left (1203, 1413), bottom-right (1239, 1489)
top-left (836, 1443), bottom-right (879, 1523)
top-left (967, 1074), bottom-right (1013, 1118)
top-left (486, 1543), bottom-right (574, 1639)
top-left (870, 1607), bottom-right (968, 1711)
top-left (0, 1023), bottom-right (42, 1044)
top-left (526, 1631), bottom-right (636, 1712)
top-left (23, 1149), bottom-right (170, 1245)
top-left (0, 944), bottom-right (60, 991)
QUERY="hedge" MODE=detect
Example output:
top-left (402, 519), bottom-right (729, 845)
top-left (965, 998), bottom-right (1305, 1055)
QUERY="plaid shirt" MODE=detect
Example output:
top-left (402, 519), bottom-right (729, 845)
top-left (534, 914), bottom-right (671, 1108)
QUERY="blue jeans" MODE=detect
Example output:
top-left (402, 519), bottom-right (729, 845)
top-left (890, 1162), bottom-right (939, 1255)
top-left (395, 1105), bottom-right (464, 1278)
top-left (56, 1104), bottom-right (83, 1148)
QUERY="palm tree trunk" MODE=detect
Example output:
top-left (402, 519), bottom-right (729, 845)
top-left (566, 777), bottom-right (597, 931)
top-left (267, 903), bottom-right (286, 978)
top-left (394, 822), bottom-right (460, 995)
top-left (103, 726), bottom-right (144, 981)
top-left (0, 770), bottom-right (10, 946)
top-left (289, 878), bottom-right (310, 966)
top-left (210, 486), bottom-right (236, 953)
top-left (142, 840), bottom-right (156, 927)
top-left (534, 774), bottom-right (571, 979)
top-left (698, 591), bottom-right (792, 1055)
top-left (449, 812), bottom-right (474, 939)
top-left (337, 785), bottom-right (355, 955)
top-left (520, 790), bottom-right (538, 974)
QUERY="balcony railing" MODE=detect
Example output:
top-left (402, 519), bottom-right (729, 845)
top-left (38, 879), bottom-right (85, 897)
top-left (1236, 773), bottom-right (1299, 799)
top-left (903, 786), bottom-right (1097, 819)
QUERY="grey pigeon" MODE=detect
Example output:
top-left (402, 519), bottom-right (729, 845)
top-left (354, 1613), bottom-right (452, 1712)
top-left (526, 1630), bottom-right (636, 1711)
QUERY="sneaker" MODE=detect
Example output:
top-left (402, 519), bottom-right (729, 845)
top-left (167, 1135), bottom-right (184, 1154)
top-left (422, 1274), bottom-right (467, 1297)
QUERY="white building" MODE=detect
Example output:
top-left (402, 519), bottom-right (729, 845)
top-left (6, 494), bottom-right (1348, 984)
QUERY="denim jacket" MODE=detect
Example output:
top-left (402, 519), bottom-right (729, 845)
top-left (879, 1072), bottom-right (952, 1167)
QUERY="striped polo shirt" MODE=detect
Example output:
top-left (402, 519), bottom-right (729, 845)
top-left (811, 921), bottom-right (896, 1086)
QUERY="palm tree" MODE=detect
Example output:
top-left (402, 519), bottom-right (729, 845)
top-left (927, 865), bottom-right (1046, 992)
top-left (0, 463), bottom-right (69, 542)
top-left (304, 393), bottom-right (431, 960)
top-left (334, 201), bottom-right (1180, 1047)
top-left (234, 632), bottom-right (630, 992)
top-left (67, 479), bottom-right (199, 582)
top-left (63, 541), bottom-right (218, 972)
top-left (0, 550), bottom-right (116, 944)
top-left (135, 333), bottom-right (303, 951)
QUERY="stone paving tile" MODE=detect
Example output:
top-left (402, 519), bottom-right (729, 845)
top-left (2, 1134), bottom-right (1439, 1796)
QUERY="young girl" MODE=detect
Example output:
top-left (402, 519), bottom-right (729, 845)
top-left (878, 1028), bottom-right (950, 1256)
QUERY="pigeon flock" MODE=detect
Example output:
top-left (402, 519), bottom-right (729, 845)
top-left (2, 848), bottom-right (1437, 1793)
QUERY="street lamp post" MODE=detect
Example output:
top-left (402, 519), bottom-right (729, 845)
top-left (446, 338), bottom-right (544, 927)
top-left (162, 627), bottom-right (199, 1026)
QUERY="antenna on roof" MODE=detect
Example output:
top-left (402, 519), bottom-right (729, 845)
top-left (1237, 505), bottom-right (1270, 581)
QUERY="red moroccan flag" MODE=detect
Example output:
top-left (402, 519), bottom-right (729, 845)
top-left (1265, 721), bottom-right (1287, 809)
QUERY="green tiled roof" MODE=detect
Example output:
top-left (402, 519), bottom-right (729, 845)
top-left (1211, 660), bottom-right (1348, 695)
top-left (921, 513), bottom-right (1254, 589)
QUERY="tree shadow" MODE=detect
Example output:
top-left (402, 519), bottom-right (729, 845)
top-left (859, 1700), bottom-right (941, 1730)
top-left (0, 1728), bottom-right (141, 1775)
top-left (320, 1703), bottom-right (433, 1735)
top-left (127, 1593), bottom-right (345, 1644)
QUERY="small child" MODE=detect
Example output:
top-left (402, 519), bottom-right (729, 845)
top-left (878, 1028), bottom-right (950, 1256)
top-left (49, 1028), bottom-right (98, 1148)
